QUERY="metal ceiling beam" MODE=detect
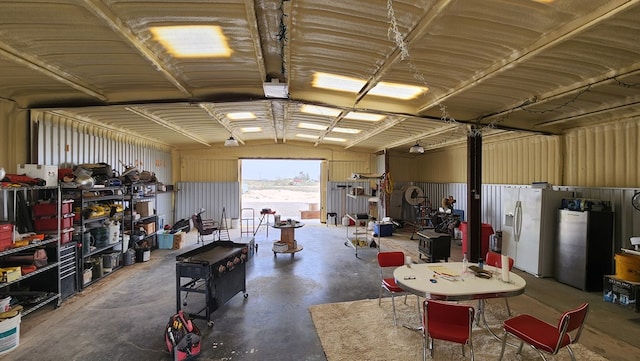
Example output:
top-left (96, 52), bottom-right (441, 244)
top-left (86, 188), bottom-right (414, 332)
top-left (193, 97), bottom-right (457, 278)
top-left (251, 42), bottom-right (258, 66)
top-left (83, 0), bottom-right (193, 97)
top-left (198, 103), bottom-right (245, 144)
top-left (536, 101), bottom-right (640, 128)
top-left (0, 42), bottom-right (107, 101)
top-left (244, 0), bottom-right (268, 83)
top-left (343, 116), bottom-right (405, 149)
top-left (480, 66), bottom-right (640, 126)
top-left (417, 0), bottom-right (640, 114)
top-left (377, 124), bottom-right (461, 152)
top-left (354, 0), bottom-right (454, 103)
top-left (47, 110), bottom-right (170, 147)
top-left (125, 106), bottom-right (211, 147)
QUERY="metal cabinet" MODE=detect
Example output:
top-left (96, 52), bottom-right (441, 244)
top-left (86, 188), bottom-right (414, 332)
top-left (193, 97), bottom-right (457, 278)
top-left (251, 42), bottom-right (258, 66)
top-left (555, 209), bottom-right (614, 291)
top-left (417, 229), bottom-right (451, 262)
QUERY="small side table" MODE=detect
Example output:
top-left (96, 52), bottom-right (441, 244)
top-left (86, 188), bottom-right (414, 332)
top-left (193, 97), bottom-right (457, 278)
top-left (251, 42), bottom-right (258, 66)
top-left (272, 220), bottom-right (304, 257)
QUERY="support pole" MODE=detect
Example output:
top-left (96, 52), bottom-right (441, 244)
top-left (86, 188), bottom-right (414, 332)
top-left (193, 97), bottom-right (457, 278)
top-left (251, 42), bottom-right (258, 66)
top-left (467, 126), bottom-right (482, 263)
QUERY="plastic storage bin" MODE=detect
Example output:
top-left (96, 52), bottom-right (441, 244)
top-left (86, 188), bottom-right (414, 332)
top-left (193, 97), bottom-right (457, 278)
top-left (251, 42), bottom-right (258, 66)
top-left (157, 232), bottom-right (173, 249)
top-left (460, 222), bottom-right (494, 259)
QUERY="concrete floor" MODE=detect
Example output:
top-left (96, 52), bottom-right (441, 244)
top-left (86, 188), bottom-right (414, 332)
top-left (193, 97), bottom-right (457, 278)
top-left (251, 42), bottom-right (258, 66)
top-left (9, 221), bottom-right (640, 360)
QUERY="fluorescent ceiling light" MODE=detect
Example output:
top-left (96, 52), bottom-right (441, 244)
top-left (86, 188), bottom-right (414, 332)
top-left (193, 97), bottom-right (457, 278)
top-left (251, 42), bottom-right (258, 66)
top-left (332, 127), bottom-right (361, 134)
top-left (150, 25), bottom-right (231, 58)
top-left (324, 136), bottom-right (347, 142)
top-left (298, 122), bottom-right (328, 131)
top-left (344, 112), bottom-right (385, 122)
top-left (369, 81), bottom-right (427, 100)
top-left (296, 134), bottom-right (319, 140)
top-left (300, 104), bottom-right (341, 117)
top-left (227, 112), bottom-right (256, 120)
top-left (224, 136), bottom-right (239, 147)
top-left (409, 142), bottom-right (424, 154)
top-left (312, 72), bottom-right (366, 93)
top-left (241, 127), bottom-right (261, 133)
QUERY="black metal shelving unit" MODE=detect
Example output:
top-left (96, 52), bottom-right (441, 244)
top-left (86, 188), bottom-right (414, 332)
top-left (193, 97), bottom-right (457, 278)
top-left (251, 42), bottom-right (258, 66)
top-left (61, 186), bottom-right (124, 290)
top-left (0, 185), bottom-right (62, 316)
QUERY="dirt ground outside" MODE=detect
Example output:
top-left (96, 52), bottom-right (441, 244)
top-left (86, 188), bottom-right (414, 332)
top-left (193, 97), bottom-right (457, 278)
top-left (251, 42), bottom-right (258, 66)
top-left (241, 180), bottom-right (320, 221)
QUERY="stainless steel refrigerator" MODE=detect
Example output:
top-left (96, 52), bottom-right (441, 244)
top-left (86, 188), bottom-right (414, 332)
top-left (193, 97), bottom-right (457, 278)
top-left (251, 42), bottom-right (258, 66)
top-left (501, 187), bottom-right (573, 277)
top-left (555, 209), bottom-right (614, 291)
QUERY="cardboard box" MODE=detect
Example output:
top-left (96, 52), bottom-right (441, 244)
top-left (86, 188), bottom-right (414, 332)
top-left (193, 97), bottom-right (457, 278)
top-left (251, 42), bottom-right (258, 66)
top-left (141, 222), bottom-right (155, 235)
top-left (603, 275), bottom-right (640, 312)
top-left (0, 267), bottom-right (21, 283)
top-left (16, 164), bottom-right (58, 187)
top-left (172, 232), bottom-right (185, 250)
top-left (135, 202), bottom-right (154, 217)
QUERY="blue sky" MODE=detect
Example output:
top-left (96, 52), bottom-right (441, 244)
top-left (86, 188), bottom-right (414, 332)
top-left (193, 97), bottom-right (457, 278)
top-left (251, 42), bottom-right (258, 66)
top-left (242, 159), bottom-right (321, 180)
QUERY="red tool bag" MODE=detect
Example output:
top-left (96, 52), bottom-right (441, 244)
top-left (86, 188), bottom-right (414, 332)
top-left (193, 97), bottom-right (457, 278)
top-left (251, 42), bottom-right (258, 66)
top-left (164, 310), bottom-right (201, 361)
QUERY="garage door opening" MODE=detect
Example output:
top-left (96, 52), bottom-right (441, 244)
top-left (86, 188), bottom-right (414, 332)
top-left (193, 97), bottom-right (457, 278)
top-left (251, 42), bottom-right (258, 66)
top-left (241, 159), bottom-right (321, 225)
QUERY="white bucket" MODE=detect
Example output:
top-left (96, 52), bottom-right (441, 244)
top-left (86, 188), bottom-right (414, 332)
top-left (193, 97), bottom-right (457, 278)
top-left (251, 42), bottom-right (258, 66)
top-left (113, 234), bottom-right (130, 252)
top-left (0, 297), bottom-right (10, 312)
top-left (0, 313), bottom-right (21, 355)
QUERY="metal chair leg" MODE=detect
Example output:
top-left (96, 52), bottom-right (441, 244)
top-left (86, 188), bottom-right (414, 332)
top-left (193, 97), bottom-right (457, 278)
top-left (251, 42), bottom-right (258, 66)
top-left (498, 332), bottom-right (508, 360)
top-left (504, 297), bottom-right (512, 316)
top-left (390, 293), bottom-right (398, 326)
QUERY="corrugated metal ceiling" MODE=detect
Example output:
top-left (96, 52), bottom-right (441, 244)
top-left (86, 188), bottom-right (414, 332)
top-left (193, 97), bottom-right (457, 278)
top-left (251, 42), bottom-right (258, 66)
top-left (1, 0), bottom-right (639, 153)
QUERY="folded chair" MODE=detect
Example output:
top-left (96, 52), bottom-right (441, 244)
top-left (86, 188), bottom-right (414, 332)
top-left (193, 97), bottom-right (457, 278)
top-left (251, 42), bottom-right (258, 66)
top-left (191, 209), bottom-right (218, 244)
top-left (423, 299), bottom-right (475, 361)
top-left (498, 302), bottom-right (589, 361)
top-left (485, 251), bottom-right (515, 316)
top-left (377, 251), bottom-right (420, 326)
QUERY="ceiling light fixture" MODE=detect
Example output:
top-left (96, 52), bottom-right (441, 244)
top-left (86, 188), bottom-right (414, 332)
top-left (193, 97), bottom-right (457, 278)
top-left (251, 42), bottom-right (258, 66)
top-left (263, 79), bottom-right (289, 98)
top-left (224, 136), bottom-right (239, 147)
top-left (409, 142), bottom-right (424, 154)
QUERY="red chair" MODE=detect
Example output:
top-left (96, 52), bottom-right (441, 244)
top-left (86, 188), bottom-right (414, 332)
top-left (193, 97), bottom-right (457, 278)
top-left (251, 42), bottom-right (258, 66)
top-left (423, 299), bottom-right (475, 361)
top-left (486, 251), bottom-right (515, 315)
top-left (377, 251), bottom-right (419, 326)
top-left (498, 302), bottom-right (589, 361)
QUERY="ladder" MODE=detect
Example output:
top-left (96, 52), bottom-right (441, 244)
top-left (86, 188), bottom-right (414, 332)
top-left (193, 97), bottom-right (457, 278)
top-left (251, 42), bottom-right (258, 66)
top-left (218, 207), bottom-right (231, 241)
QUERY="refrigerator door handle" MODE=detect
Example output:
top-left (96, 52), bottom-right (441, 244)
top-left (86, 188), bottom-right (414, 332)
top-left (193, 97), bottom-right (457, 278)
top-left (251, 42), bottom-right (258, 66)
top-left (514, 200), bottom-right (522, 242)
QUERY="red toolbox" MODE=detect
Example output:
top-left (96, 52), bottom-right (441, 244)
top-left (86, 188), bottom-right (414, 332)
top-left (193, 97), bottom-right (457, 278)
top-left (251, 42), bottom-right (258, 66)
top-left (0, 223), bottom-right (14, 251)
top-left (31, 199), bottom-right (74, 217)
top-left (33, 215), bottom-right (74, 232)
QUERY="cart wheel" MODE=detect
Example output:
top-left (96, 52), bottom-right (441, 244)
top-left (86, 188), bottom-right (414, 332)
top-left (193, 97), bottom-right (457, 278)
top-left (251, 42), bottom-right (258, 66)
top-left (273, 251), bottom-right (277, 256)
top-left (207, 321), bottom-right (214, 328)
top-left (244, 293), bottom-right (249, 299)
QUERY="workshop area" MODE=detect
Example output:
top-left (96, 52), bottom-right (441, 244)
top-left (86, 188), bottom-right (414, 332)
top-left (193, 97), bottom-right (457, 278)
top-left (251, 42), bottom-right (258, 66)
top-left (1, 1), bottom-right (640, 360)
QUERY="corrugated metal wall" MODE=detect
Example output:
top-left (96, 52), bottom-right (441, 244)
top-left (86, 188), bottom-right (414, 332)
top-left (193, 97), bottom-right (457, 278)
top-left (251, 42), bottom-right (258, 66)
top-left (0, 100), bottom-right (28, 171)
top-left (483, 135), bottom-right (563, 185)
top-left (411, 182), bottom-right (640, 253)
top-left (32, 111), bottom-right (172, 184)
top-left (329, 160), bottom-right (372, 182)
top-left (180, 157), bottom-right (238, 182)
top-left (564, 120), bottom-right (640, 187)
top-left (326, 181), bottom-right (373, 218)
top-left (175, 182), bottom-right (240, 224)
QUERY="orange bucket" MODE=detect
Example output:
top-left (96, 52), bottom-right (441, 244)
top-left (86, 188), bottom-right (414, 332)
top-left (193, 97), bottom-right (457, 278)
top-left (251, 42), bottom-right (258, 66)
top-left (615, 253), bottom-right (640, 282)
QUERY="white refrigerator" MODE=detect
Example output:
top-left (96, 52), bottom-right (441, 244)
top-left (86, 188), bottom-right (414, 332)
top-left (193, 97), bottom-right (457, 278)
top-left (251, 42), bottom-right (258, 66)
top-left (501, 187), bottom-right (573, 277)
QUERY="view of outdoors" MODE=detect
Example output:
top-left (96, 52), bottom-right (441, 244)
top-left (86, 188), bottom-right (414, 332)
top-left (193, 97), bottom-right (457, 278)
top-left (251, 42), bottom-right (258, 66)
top-left (241, 160), bottom-right (321, 221)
